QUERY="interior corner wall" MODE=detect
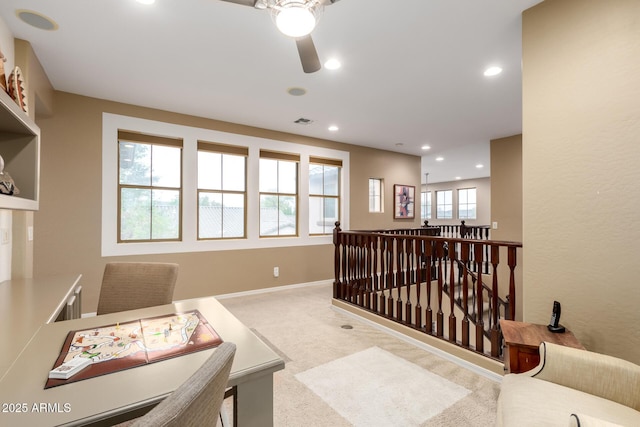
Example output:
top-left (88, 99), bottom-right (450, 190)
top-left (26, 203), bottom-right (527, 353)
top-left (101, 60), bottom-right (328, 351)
top-left (522, 0), bottom-right (640, 363)
top-left (490, 134), bottom-right (523, 319)
top-left (33, 91), bottom-right (420, 312)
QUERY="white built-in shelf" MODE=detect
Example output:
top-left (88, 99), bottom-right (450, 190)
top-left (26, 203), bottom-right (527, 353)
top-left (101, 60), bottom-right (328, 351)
top-left (0, 87), bottom-right (40, 211)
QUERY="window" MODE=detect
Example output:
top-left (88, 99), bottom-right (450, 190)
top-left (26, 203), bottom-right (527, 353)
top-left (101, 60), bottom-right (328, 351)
top-left (104, 114), bottom-right (351, 257)
top-left (259, 151), bottom-right (299, 237)
top-left (197, 141), bottom-right (247, 239)
top-left (436, 190), bottom-right (453, 219)
top-left (458, 188), bottom-right (477, 219)
top-left (421, 191), bottom-right (432, 220)
top-left (118, 131), bottom-right (182, 242)
top-left (309, 157), bottom-right (341, 235)
top-left (369, 178), bottom-right (383, 212)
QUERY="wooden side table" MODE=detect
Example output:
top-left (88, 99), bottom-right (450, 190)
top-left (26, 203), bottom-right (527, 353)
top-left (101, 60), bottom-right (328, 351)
top-left (500, 319), bottom-right (585, 374)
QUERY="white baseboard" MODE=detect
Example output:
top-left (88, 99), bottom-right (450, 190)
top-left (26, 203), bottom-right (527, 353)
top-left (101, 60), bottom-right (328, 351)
top-left (212, 279), bottom-right (332, 300)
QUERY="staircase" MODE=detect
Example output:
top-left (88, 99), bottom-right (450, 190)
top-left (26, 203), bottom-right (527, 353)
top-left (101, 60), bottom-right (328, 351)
top-left (332, 222), bottom-right (522, 361)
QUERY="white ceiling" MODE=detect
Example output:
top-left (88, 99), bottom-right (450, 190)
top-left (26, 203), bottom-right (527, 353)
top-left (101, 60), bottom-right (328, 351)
top-left (0, 0), bottom-right (540, 183)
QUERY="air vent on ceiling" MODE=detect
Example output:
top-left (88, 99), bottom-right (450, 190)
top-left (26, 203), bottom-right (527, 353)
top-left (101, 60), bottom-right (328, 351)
top-left (294, 118), bottom-right (314, 125)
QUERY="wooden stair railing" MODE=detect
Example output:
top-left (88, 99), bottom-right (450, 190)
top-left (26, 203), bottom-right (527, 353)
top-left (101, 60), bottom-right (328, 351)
top-left (333, 222), bottom-right (522, 361)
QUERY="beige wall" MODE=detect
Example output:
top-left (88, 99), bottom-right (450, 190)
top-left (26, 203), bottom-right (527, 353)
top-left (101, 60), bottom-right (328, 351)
top-left (491, 134), bottom-right (523, 319)
top-left (523, 0), bottom-right (640, 363)
top-left (34, 91), bottom-right (421, 311)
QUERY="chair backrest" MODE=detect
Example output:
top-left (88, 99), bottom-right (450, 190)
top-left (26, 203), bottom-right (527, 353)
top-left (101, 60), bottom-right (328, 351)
top-left (96, 262), bottom-right (178, 315)
top-left (131, 342), bottom-right (236, 427)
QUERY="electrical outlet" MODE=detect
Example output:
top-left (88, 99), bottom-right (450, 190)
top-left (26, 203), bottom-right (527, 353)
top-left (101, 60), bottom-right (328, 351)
top-left (492, 221), bottom-right (498, 230)
top-left (273, 267), bottom-right (279, 278)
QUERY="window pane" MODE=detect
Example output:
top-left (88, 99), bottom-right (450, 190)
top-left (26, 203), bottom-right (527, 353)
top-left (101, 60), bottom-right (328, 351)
top-left (458, 188), bottom-right (476, 219)
top-left (151, 189), bottom-right (180, 239)
top-left (260, 195), bottom-right (279, 236)
top-left (120, 188), bottom-right (151, 240)
top-left (309, 196), bottom-right (323, 234)
top-left (278, 161), bottom-right (297, 194)
top-left (222, 193), bottom-right (245, 238)
top-left (198, 151), bottom-right (221, 190)
top-left (119, 142), bottom-right (150, 186)
top-left (222, 155), bottom-right (245, 191)
top-left (324, 166), bottom-right (339, 196)
top-left (199, 192), bottom-right (223, 239)
top-left (369, 178), bottom-right (382, 212)
top-left (259, 159), bottom-right (278, 193)
top-left (309, 164), bottom-right (323, 195)
top-left (152, 145), bottom-right (181, 188)
top-left (278, 195), bottom-right (297, 235)
top-left (437, 190), bottom-right (452, 219)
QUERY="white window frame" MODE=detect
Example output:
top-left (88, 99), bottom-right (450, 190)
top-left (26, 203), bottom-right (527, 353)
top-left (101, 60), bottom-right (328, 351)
top-left (368, 178), bottom-right (383, 213)
top-left (102, 113), bottom-right (350, 256)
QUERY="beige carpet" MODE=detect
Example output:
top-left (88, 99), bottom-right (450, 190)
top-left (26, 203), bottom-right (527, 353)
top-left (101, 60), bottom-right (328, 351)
top-left (218, 282), bottom-right (500, 426)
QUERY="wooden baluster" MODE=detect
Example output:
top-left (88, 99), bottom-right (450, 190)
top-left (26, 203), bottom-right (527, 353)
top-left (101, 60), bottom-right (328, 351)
top-left (350, 234), bottom-right (358, 304)
top-left (435, 240), bottom-right (445, 337)
top-left (357, 235), bottom-right (364, 306)
top-left (415, 238), bottom-right (423, 329)
top-left (484, 237), bottom-right (490, 274)
top-left (379, 237), bottom-right (387, 316)
top-left (474, 243), bottom-right (484, 354)
top-left (395, 238), bottom-right (403, 322)
top-left (405, 237), bottom-right (412, 326)
top-left (425, 241), bottom-right (433, 334)
top-left (460, 242), bottom-right (470, 348)
top-left (387, 237), bottom-right (395, 318)
top-left (364, 235), bottom-right (372, 310)
top-left (448, 240), bottom-right (457, 343)
top-left (372, 235), bottom-right (379, 313)
top-left (333, 222), bottom-right (341, 299)
top-left (341, 234), bottom-right (348, 300)
top-left (508, 246), bottom-right (517, 321)
top-left (490, 244), bottom-right (500, 358)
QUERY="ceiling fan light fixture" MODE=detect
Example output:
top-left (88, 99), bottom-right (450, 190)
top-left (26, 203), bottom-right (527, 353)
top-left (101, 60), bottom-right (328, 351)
top-left (276, 6), bottom-right (316, 37)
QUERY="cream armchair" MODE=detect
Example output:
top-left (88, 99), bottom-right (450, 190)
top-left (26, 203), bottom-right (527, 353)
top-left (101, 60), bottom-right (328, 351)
top-left (497, 342), bottom-right (640, 426)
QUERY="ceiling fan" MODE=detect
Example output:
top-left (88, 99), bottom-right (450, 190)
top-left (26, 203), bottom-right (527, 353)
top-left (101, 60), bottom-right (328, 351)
top-left (220, 0), bottom-right (341, 73)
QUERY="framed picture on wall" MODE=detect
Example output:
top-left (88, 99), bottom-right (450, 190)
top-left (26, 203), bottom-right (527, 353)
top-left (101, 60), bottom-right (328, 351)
top-left (394, 184), bottom-right (415, 219)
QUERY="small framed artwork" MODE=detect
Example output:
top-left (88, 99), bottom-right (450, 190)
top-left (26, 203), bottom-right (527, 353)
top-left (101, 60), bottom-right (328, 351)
top-left (394, 184), bottom-right (415, 219)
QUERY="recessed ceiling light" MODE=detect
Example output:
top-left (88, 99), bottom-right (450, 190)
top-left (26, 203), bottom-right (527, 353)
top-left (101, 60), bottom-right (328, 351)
top-left (15, 9), bottom-right (58, 31)
top-left (287, 87), bottom-right (307, 96)
top-left (436, 157), bottom-right (444, 162)
top-left (136, 0), bottom-right (156, 4)
top-left (324, 58), bottom-right (342, 70)
top-left (328, 125), bottom-right (339, 131)
top-left (476, 164), bottom-right (484, 168)
top-left (421, 145), bottom-right (431, 150)
top-left (484, 66), bottom-right (502, 77)
top-left (455, 176), bottom-right (462, 180)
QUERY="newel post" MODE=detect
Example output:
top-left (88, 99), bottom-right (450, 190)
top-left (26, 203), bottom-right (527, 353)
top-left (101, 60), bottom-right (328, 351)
top-left (333, 221), bottom-right (342, 299)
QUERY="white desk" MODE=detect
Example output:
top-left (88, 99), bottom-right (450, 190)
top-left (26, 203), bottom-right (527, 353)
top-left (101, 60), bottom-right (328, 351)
top-left (0, 274), bottom-right (82, 380)
top-left (0, 296), bottom-right (284, 426)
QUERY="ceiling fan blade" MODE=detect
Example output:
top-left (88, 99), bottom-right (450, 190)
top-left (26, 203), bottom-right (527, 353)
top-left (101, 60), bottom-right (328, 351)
top-left (219, 0), bottom-right (258, 7)
top-left (296, 36), bottom-right (321, 74)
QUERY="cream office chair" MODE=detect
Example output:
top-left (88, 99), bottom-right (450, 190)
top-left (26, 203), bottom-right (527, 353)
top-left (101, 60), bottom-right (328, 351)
top-left (118, 342), bottom-right (236, 427)
top-left (96, 262), bottom-right (179, 315)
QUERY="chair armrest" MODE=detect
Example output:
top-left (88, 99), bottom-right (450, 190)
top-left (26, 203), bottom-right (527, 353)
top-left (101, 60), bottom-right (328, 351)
top-left (524, 342), bottom-right (640, 411)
